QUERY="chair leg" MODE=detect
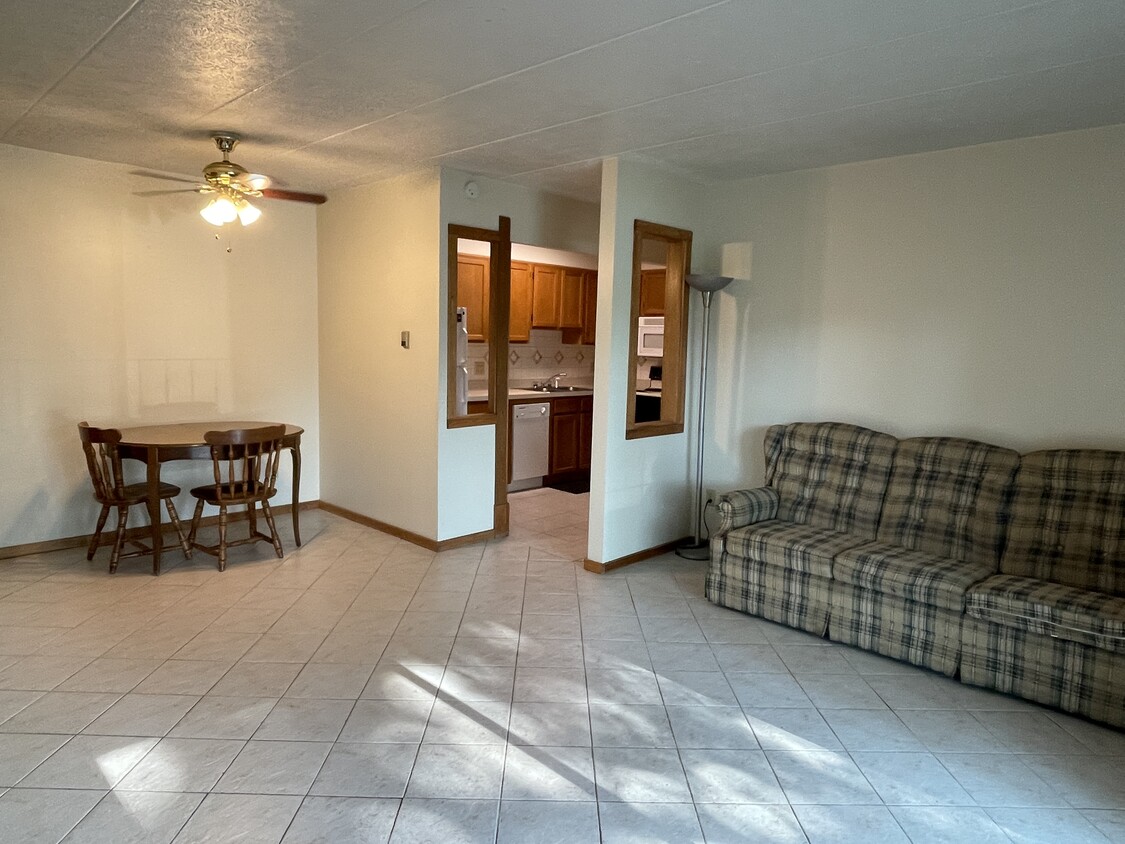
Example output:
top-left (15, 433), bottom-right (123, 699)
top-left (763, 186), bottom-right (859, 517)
top-left (247, 501), bottom-right (258, 538)
top-left (108, 506), bottom-right (129, 574)
top-left (260, 500), bottom-right (284, 559)
top-left (87, 504), bottom-right (110, 560)
top-left (217, 505), bottom-right (228, 572)
top-left (164, 498), bottom-right (192, 560)
top-left (189, 498), bottom-right (205, 547)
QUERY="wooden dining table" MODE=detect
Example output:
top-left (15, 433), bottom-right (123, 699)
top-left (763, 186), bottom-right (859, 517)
top-left (116, 421), bottom-right (304, 573)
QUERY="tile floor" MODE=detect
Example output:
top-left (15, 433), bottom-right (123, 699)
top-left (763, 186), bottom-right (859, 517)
top-left (0, 488), bottom-right (1122, 843)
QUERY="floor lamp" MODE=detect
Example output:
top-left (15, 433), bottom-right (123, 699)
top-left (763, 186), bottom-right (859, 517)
top-left (676, 273), bottom-right (734, 560)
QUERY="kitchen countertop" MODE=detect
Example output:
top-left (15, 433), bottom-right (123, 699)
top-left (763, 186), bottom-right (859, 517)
top-left (466, 387), bottom-right (595, 401)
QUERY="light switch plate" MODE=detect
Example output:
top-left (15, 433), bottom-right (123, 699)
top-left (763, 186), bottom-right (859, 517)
top-left (400, 331), bottom-right (410, 349)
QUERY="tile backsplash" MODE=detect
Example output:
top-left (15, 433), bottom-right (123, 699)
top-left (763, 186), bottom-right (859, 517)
top-left (468, 329), bottom-right (594, 389)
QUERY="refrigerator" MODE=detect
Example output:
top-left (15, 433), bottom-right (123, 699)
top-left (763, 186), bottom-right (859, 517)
top-left (454, 306), bottom-right (469, 416)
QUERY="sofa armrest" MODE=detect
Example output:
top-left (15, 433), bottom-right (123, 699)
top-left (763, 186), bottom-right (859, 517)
top-left (715, 487), bottom-right (780, 536)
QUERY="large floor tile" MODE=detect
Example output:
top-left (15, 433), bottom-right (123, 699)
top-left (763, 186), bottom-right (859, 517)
top-left (170, 793), bottom-right (301, 844)
top-left (61, 791), bottom-right (204, 844)
top-left (214, 739), bottom-right (332, 795)
top-left (0, 787), bottom-right (105, 844)
top-left (388, 798), bottom-right (498, 844)
top-left (19, 734), bottom-right (157, 789)
top-left (281, 796), bottom-right (399, 844)
top-left (496, 800), bottom-right (599, 844)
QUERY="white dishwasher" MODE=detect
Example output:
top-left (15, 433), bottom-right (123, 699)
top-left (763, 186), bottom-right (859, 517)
top-left (509, 402), bottom-right (551, 491)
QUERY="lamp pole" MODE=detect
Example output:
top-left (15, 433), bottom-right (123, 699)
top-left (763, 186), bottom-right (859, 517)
top-left (676, 275), bottom-right (732, 560)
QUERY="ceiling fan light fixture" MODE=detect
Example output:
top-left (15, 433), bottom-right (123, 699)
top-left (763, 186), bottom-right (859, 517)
top-left (200, 194), bottom-right (239, 226)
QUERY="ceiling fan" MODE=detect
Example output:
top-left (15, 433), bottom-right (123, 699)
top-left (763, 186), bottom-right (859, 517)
top-left (140, 132), bottom-right (326, 226)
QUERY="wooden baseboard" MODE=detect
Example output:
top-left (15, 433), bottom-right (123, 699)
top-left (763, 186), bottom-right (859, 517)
top-left (317, 501), bottom-right (500, 552)
top-left (583, 537), bottom-right (689, 574)
top-left (0, 500), bottom-right (321, 562)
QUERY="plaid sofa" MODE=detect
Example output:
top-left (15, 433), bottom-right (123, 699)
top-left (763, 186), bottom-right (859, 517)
top-left (961, 450), bottom-right (1125, 727)
top-left (707, 424), bottom-right (1125, 727)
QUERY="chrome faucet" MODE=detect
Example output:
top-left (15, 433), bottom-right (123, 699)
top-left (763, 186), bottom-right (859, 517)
top-left (532, 372), bottom-right (568, 390)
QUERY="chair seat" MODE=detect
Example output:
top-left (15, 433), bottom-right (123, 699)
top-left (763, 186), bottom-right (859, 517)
top-left (835, 541), bottom-right (995, 612)
top-left (966, 574), bottom-right (1125, 653)
top-left (112, 481), bottom-right (182, 504)
top-left (190, 483), bottom-right (276, 504)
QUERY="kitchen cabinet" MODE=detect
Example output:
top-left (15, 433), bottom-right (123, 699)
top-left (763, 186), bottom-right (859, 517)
top-left (531, 264), bottom-right (562, 328)
top-left (558, 267), bottom-right (585, 329)
top-left (580, 272), bottom-right (597, 345)
top-left (457, 254), bottom-right (490, 342)
top-left (548, 395), bottom-right (594, 477)
top-left (509, 261), bottom-right (533, 342)
top-left (639, 269), bottom-right (666, 316)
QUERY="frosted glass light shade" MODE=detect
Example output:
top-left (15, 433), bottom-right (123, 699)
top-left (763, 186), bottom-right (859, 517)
top-left (685, 274), bottom-right (734, 293)
top-left (200, 195), bottom-right (238, 225)
top-left (237, 200), bottom-right (261, 225)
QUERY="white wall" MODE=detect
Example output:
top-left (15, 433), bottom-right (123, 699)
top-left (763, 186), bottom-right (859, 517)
top-left (0, 143), bottom-right (320, 549)
top-left (589, 157), bottom-right (718, 564)
top-left (317, 170), bottom-right (443, 539)
top-left (437, 170), bottom-right (600, 541)
top-left (703, 124), bottom-right (1125, 491)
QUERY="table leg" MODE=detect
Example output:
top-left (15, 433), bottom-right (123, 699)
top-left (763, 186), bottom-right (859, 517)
top-left (146, 447), bottom-right (163, 575)
top-left (290, 442), bottom-right (302, 546)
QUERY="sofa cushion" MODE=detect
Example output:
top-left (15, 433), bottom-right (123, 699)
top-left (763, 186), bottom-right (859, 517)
top-left (765, 422), bottom-right (898, 539)
top-left (876, 436), bottom-right (1019, 567)
top-left (966, 574), bottom-right (1125, 653)
top-left (1000, 449), bottom-right (1125, 596)
top-left (724, 520), bottom-right (866, 577)
top-left (716, 487), bottom-right (780, 535)
top-left (835, 541), bottom-right (995, 612)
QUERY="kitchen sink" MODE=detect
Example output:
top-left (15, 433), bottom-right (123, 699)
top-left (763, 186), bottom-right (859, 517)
top-left (532, 385), bottom-right (581, 392)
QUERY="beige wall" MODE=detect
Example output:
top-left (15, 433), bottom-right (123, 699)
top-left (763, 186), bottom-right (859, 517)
top-left (702, 124), bottom-right (1125, 490)
top-left (0, 143), bottom-right (320, 549)
top-left (317, 170), bottom-right (443, 539)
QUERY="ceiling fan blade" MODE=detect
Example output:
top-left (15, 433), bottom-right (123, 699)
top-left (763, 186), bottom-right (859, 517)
top-left (260, 187), bottom-right (327, 205)
top-left (135, 188), bottom-right (204, 196)
top-left (131, 170), bottom-right (199, 185)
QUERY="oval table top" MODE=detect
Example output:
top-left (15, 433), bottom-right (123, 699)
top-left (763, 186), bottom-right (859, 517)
top-left (117, 421), bottom-right (303, 447)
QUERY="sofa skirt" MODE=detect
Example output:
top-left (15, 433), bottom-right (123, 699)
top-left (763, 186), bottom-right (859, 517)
top-left (706, 549), bottom-right (830, 637)
top-left (829, 582), bottom-right (962, 676)
top-left (961, 616), bottom-right (1125, 728)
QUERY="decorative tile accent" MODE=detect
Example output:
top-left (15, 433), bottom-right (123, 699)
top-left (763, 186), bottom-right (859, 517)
top-left (509, 351), bottom-right (519, 364)
top-left (554, 351), bottom-right (565, 363)
top-left (575, 352), bottom-right (584, 363)
top-left (532, 351), bottom-right (543, 364)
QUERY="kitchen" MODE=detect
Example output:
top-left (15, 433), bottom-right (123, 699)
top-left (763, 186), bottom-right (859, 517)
top-left (454, 237), bottom-right (668, 545)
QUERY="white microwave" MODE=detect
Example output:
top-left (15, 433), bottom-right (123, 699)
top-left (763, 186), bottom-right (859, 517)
top-left (637, 316), bottom-right (664, 358)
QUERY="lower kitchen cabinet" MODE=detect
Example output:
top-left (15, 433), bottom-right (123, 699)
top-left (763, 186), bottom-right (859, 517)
top-left (548, 395), bottom-right (594, 478)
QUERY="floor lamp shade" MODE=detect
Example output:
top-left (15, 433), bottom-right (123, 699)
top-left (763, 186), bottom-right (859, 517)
top-left (677, 275), bottom-right (734, 560)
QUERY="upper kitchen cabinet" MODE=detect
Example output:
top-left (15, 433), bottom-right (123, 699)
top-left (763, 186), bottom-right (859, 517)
top-left (562, 271), bottom-right (597, 346)
top-left (531, 264), bottom-right (562, 328)
top-left (580, 272), bottom-right (597, 345)
top-left (509, 261), bottom-right (533, 342)
top-left (558, 267), bottom-right (585, 329)
top-left (457, 253), bottom-right (490, 342)
top-left (639, 269), bottom-right (666, 316)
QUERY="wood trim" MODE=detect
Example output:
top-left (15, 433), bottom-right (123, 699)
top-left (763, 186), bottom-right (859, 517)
top-left (318, 501), bottom-right (499, 552)
top-left (0, 500), bottom-right (321, 562)
top-left (583, 536), bottom-right (688, 574)
top-left (625, 219), bottom-right (692, 441)
top-left (447, 413), bottom-right (497, 429)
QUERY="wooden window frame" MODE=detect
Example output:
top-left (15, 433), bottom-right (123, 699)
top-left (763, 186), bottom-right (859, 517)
top-left (625, 219), bottom-right (692, 440)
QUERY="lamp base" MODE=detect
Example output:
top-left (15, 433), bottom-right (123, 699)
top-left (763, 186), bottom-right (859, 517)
top-left (674, 539), bottom-right (710, 561)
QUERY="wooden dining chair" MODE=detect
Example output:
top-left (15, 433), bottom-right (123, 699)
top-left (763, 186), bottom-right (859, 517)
top-left (188, 425), bottom-right (286, 571)
top-left (78, 421), bottom-right (192, 574)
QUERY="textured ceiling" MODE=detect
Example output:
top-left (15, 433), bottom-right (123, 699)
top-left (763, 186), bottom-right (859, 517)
top-left (3, 0), bottom-right (1124, 201)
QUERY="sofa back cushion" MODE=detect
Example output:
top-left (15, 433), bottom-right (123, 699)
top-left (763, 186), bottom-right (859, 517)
top-left (1000, 449), bottom-right (1125, 596)
top-left (876, 437), bottom-right (1019, 566)
top-left (765, 422), bottom-right (897, 538)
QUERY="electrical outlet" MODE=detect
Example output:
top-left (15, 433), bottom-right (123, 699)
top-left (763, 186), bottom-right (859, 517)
top-left (705, 487), bottom-right (719, 506)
